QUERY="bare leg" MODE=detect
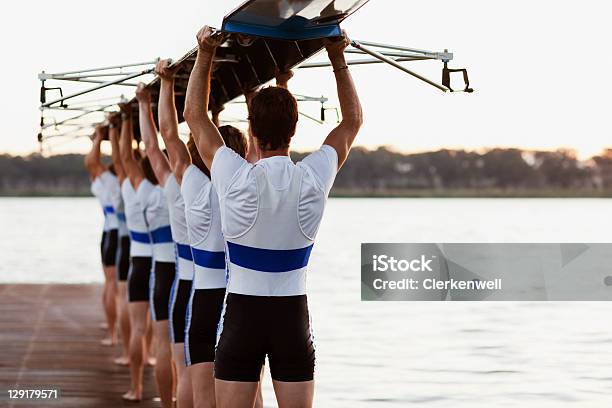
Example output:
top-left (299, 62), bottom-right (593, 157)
top-left (272, 380), bottom-right (314, 408)
top-left (215, 379), bottom-right (259, 408)
top-left (254, 368), bottom-right (264, 408)
top-left (123, 301), bottom-right (148, 402)
top-left (114, 281), bottom-right (131, 365)
top-left (101, 265), bottom-right (118, 346)
top-left (172, 343), bottom-right (193, 408)
top-left (146, 318), bottom-right (156, 366)
top-left (154, 321), bottom-right (175, 408)
top-left (191, 363), bottom-right (217, 408)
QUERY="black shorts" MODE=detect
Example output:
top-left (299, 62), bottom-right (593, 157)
top-left (128, 257), bottom-right (152, 302)
top-left (100, 229), bottom-right (118, 267)
top-left (116, 236), bottom-right (131, 281)
top-left (150, 261), bottom-right (176, 322)
top-left (170, 279), bottom-right (193, 343)
top-left (185, 288), bottom-right (226, 366)
top-left (214, 294), bottom-right (315, 382)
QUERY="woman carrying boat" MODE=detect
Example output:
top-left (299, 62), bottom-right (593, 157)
top-left (107, 116), bottom-right (132, 366)
top-left (117, 107), bottom-right (155, 403)
top-left (85, 126), bottom-right (119, 348)
top-left (134, 85), bottom-right (178, 408)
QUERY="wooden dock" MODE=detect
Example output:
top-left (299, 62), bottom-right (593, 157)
top-left (0, 284), bottom-right (159, 407)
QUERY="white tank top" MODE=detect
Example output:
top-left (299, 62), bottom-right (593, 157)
top-left (164, 174), bottom-right (193, 280)
top-left (136, 179), bottom-right (175, 263)
top-left (181, 165), bottom-right (226, 290)
top-left (225, 166), bottom-right (313, 296)
top-left (210, 146), bottom-right (338, 297)
top-left (103, 172), bottom-right (128, 238)
top-left (121, 179), bottom-right (152, 257)
top-left (91, 171), bottom-right (118, 231)
top-left (116, 196), bottom-right (129, 237)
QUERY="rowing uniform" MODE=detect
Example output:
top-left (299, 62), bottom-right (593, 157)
top-left (121, 179), bottom-right (152, 302)
top-left (137, 179), bottom-right (176, 322)
top-left (181, 165), bottom-right (226, 365)
top-left (164, 173), bottom-right (193, 344)
top-left (115, 195), bottom-right (131, 282)
top-left (212, 145), bottom-right (337, 382)
top-left (91, 171), bottom-right (119, 268)
top-left (100, 173), bottom-right (131, 281)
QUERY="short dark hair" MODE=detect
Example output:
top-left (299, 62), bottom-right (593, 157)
top-left (249, 86), bottom-right (298, 151)
top-left (218, 126), bottom-right (248, 159)
top-left (186, 128), bottom-right (247, 178)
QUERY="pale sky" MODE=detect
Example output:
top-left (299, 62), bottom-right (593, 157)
top-left (1, 0), bottom-right (611, 158)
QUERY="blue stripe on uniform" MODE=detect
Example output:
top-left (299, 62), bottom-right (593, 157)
top-left (103, 205), bottom-right (115, 215)
top-left (176, 243), bottom-right (193, 261)
top-left (151, 226), bottom-right (173, 243)
top-left (117, 212), bottom-right (127, 222)
top-left (192, 248), bottom-right (226, 269)
top-left (129, 230), bottom-right (151, 243)
top-left (226, 242), bottom-right (313, 273)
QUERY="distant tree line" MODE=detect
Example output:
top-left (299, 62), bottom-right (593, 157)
top-left (2, 147), bottom-right (612, 197)
top-left (0, 154), bottom-right (94, 196)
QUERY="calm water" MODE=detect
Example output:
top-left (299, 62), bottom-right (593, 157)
top-left (1, 197), bottom-right (612, 407)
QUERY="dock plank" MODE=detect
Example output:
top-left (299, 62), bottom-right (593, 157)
top-left (0, 284), bottom-right (159, 407)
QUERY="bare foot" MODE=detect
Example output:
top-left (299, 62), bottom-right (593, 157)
top-left (100, 338), bottom-right (117, 347)
top-left (146, 356), bottom-right (157, 367)
top-left (113, 356), bottom-right (130, 366)
top-left (122, 390), bottom-right (142, 402)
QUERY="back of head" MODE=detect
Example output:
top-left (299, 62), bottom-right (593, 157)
top-left (249, 86), bottom-right (298, 151)
top-left (140, 156), bottom-right (158, 185)
top-left (187, 128), bottom-right (247, 178)
top-left (218, 125), bottom-right (247, 159)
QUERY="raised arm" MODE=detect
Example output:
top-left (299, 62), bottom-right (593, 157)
top-left (135, 83), bottom-right (171, 186)
top-left (155, 59), bottom-right (191, 184)
top-left (244, 88), bottom-right (259, 164)
top-left (118, 104), bottom-right (144, 189)
top-left (108, 115), bottom-right (126, 184)
top-left (183, 26), bottom-right (225, 170)
top-left (211, 105), bottom-right (223, 128)
top-left (84, 126), bottom-right (106, 179)
top-left (323, 31), bottom-right (363, 169)
top-left (275, 69), bottom-right (293, 90)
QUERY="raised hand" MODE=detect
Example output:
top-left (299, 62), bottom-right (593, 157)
top-left (93, 124), bottom-right (105, 141)
top-left (275, 69), bottom-right (293, 88)
top-left (107, 112), bottom-right (121, 127)
top-left (324, 29), bottom-right (350, 59)
top-left (119, 102), bottom-right (132, 115)
top-left (155, 59), bottom-right (178, 81)
top-left (135, 83), bottom-right (151, 103)
top-left (196, 25), bottom-right (226, 51)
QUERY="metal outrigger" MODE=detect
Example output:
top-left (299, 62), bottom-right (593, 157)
top-left (37, 38), bottom-right (471, 150)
